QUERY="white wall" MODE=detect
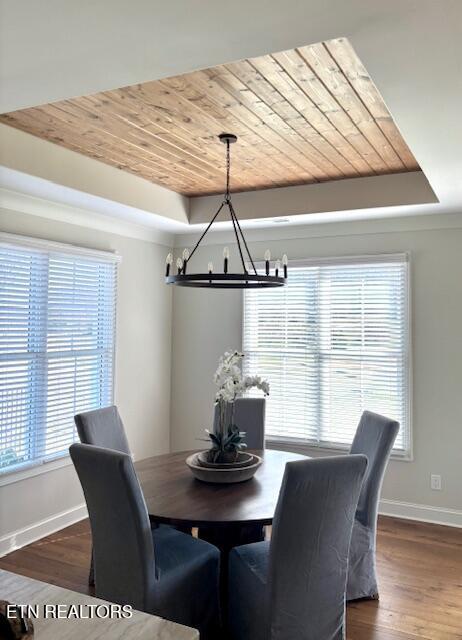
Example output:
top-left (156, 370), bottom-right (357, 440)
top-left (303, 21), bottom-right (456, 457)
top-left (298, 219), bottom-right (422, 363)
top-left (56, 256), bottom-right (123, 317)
top-left (1, 205), bottom-right (461, 547)
top-left (0, 205), bottom-right (173, 551)
top-left (171, 214), bottom-right (462, 525)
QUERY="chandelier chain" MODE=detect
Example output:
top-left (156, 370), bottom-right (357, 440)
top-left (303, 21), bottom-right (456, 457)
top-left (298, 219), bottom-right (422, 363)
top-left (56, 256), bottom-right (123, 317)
top-left (225, 139), bottom-right (231, 201)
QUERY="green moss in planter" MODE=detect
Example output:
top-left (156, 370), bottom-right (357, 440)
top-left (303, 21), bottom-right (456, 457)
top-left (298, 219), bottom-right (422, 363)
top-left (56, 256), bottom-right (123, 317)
top-left (206, 425), bottom-right (247, 464)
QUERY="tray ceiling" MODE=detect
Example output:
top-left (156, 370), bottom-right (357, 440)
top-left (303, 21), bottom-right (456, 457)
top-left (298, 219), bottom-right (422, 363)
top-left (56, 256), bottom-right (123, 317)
top-left (0, 38), bottom-right (419, 197)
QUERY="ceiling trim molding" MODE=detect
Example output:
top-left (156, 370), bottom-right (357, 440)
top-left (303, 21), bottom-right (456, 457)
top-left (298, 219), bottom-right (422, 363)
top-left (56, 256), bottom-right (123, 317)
top-left (2, 182), bottom-right (460, 251)
top-left (174, 210), bottom-right (462, 248)
top-left (0, 188), bottom-right (174, 246)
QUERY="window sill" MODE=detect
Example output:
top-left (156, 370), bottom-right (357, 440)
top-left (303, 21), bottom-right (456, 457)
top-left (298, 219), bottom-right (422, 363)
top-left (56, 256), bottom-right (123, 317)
top-left (266, 438), bottom-right (413, 462)
top-left (0, 454), bottom-right (74, 487)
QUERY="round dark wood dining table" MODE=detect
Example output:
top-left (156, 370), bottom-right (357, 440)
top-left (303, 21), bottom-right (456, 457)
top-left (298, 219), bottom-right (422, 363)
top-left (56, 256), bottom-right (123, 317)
top-left (135, 448), bottom-right (307, 552)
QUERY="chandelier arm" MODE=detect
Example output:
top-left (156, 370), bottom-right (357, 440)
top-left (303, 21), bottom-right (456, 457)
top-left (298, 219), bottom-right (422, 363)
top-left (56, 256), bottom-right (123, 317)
top-left (229, 200), bottom-right (258, 275)
top-left (227, 202), bottom-right (247, 272)
top-left (187, 201), bottom-right (225, 265)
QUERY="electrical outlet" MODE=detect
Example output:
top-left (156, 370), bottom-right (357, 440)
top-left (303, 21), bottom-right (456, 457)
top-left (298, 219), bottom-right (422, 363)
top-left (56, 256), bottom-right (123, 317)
top-left (431, 474), bottom-right (442, 491)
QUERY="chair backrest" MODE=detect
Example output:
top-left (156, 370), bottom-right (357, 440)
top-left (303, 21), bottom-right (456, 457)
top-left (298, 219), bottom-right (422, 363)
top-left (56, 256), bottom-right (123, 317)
top-left (74, 405), bottom-right (130, 454)
top-left (213, 397), bottom-right (266, 449)
top-left (350, 411), bottom-right (399, 528)
top-left (268, 455), bottom-right (368, 640)
top-left (69, 443), bottom-right (155, 611)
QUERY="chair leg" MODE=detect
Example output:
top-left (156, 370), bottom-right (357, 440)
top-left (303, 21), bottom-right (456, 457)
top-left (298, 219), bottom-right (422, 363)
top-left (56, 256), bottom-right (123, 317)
top-left (89, 548), bottom-right (95, 587)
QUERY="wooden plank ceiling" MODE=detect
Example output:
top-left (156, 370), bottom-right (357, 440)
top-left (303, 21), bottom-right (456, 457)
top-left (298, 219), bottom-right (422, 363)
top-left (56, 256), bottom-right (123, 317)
top-left (0, 38), bottom-right (419, 197)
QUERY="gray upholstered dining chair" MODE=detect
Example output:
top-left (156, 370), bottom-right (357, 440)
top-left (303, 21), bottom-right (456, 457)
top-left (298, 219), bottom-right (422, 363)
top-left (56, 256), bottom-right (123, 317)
top-left (70, 443), bottom-right (220, 639)
top-left (228, 455), bottom-right (368, 640)
top-left (213, 397), bottom-right (266, 449)
top-left (74, 405), bottom-right (188, 588)
top-left (74, 405), bottom-right (135, 585)
top-left (347, 410), bottom-right (399, 601)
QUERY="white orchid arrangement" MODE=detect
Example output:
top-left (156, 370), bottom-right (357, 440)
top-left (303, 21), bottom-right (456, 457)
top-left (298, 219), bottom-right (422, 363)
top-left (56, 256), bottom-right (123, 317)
top-left (213, 350), bottom-right (270, 403)
top-left (205, 350), bottom-right (269, 463)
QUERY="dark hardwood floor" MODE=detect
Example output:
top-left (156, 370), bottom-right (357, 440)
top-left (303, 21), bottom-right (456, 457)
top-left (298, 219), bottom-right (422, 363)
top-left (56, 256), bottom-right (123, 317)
top-left (0, 516), bottom-right (461, 639)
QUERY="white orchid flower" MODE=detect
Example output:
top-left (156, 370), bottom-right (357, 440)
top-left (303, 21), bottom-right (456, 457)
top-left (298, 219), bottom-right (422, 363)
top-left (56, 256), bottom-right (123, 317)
top-left (213, 349), bottom-right (269, 403)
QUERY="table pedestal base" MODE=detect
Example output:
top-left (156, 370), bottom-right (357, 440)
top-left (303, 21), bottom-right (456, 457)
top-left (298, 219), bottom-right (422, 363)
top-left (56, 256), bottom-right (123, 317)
top-left (198, 523), bottom-right (265, 635)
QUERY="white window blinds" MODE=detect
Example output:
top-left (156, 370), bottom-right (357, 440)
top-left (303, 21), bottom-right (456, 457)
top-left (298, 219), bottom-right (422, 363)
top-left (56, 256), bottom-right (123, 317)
top-left (243, 254), bottom-right (410, 456)
top-left (0, 235), bottom-right (118, 474)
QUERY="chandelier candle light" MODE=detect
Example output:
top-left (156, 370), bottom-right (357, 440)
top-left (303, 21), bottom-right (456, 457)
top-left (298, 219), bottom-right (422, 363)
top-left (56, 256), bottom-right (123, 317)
top-left (165, 133), bottom-right (288, 289)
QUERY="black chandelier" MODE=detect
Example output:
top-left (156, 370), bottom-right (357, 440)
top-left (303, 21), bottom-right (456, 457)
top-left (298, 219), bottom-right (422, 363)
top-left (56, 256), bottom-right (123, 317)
top-left (165, 133), bottom-right (287, 289)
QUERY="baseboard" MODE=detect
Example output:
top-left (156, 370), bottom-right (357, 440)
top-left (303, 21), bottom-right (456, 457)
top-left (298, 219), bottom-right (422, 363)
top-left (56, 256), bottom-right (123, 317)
top-left (0, 503), bottom-right (88, 558)
top-left (0, 498), bottom-right (459, 559)
top-left (379, 498), bottom-right (462, 528)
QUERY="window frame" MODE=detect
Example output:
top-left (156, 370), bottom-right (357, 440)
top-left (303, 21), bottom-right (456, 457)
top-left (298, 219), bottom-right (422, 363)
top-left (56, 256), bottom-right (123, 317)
top-left (0, 232), bottom-right (120, 483)
top-left (242, 253), bottom-right (413, 461)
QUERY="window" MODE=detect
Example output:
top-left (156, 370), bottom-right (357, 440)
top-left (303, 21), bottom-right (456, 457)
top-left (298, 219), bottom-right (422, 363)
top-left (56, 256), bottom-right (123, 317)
top-left (243, 254), bottom-right (410, 456)
top-left (0, 234), bottom-right (118, 474)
